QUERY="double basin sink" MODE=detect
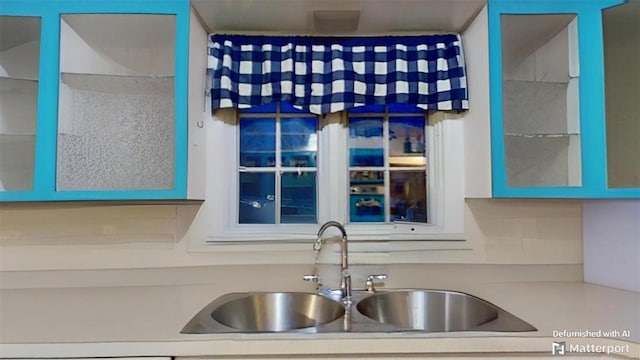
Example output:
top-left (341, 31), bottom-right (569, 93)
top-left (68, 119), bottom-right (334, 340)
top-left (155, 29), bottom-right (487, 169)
top-left (181, 289), bottom-right (536, 334)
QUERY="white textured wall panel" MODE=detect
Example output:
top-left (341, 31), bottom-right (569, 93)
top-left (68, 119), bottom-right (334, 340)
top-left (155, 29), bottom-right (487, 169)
top-left (56, 74), bottom-right (175, 191)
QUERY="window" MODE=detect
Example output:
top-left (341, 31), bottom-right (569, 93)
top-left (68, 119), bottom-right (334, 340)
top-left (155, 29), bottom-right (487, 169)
top-left (205, 34), bottom-right (468, 244)
top-left (348, 105), bottom-right (428, 224)
top-left (207, 103), bottom-right (465, 242)
top-left (238, 103), bottom-right (318, 224)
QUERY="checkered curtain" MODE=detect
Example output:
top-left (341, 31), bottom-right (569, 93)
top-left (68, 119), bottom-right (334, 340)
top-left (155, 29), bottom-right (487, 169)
top-left (208, 35), bottom-right (468, 115)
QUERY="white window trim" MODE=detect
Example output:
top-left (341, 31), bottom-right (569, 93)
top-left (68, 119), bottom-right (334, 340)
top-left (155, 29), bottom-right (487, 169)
top-left (205, 108), bottom-right (466, 249)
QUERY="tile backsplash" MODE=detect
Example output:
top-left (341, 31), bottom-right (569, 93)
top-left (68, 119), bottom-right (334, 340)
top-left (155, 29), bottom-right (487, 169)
top-left (0, 199), bottom-right (582, 271)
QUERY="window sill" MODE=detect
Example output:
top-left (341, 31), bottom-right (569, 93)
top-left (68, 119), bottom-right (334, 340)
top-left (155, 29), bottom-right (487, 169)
top-left (201, 235), bottom-right (468, 250)
top-left (191, 236), bottom-right (472, 265)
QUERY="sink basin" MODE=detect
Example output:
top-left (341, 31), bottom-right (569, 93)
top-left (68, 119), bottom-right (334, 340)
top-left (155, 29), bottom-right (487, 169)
top-left (212, 292), bottom-right (345, 332)
top-left (182, 289), bottom-right (536, 334)
top-left (182, 292), bottom-right (345, 333)
top-left (357, 290), bottom-right (508, 331)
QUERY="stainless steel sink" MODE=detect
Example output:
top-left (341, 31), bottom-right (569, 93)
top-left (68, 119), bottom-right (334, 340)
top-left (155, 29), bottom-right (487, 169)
top-left (182, 290), bottom-right (536, 334)
top-left (181, 292), bottom-right (345, 333)
top-left (356, 290), bottom-right (497, 331)
top-left (357, 290), bottom-right (536, 332)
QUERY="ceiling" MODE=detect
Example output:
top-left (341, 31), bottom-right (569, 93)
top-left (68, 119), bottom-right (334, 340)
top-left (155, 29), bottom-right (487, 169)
top-left (191, 0), bottom-right (487, 34)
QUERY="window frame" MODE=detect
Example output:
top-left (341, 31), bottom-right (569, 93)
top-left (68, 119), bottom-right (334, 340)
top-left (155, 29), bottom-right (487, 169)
top-left (236, 105), bottom-right (320, 225)
top-left (206, 107), bottom-right (466, 244)
top-left (347, 108), bottom-right (430, 224)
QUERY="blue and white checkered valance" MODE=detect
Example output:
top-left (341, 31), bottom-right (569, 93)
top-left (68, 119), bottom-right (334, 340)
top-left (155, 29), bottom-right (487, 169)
top-left (208, 35), bottom-right (468, 115)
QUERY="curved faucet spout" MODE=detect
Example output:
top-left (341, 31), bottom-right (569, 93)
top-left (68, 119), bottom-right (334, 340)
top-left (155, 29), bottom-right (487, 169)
top-left (317, 220), bottom-right (347, 238)
top-left (315, 221), bottom-right (351, 305)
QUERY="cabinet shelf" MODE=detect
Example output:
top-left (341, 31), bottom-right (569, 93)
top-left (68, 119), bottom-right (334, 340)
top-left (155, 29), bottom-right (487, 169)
top-left (0, 76), bottom-right (38, 84)
top-left (504, 133), bottom-right (581, 188)
top-left (60, 73), bottom-right (174, 95)
top-left (0, 133), bottom-right (35, 137)
top-left (504, 133), bottom-right (579, 138)
top-left (0, 133), bottom-right (35, 140)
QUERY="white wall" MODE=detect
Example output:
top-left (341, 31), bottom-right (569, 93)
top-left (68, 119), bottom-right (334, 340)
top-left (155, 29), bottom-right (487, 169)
top-left (461, 6), bottom-right (491, 198)
top-left (583, 200), bottom-right (640, 292)
top-left (187, 8), bottom-right (210, 200)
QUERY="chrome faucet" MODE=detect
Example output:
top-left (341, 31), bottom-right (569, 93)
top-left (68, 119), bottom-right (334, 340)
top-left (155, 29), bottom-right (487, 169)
top-left (314, 221), bottom-right (352, 305)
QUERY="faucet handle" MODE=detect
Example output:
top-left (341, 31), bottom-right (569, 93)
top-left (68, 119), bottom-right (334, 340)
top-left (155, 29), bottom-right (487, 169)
top-left (303, 274), bottom-right (322, 292)
top-left (302, 274), bottom-right (320, 282)
top-left (365, 274), bottom-right (388, 292)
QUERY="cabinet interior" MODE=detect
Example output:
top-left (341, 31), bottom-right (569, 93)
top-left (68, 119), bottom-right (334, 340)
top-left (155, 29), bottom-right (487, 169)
top-left (0, 16), bottom-right (40, 191)
top-left (56, 14), bottom-right (176, 191)
top-left (500, 14), bottom-right (581, 188)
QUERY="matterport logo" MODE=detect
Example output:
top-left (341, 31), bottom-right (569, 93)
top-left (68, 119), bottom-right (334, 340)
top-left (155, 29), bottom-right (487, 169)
top-left (551, 329), bottom-right (633, 356)
top-left (552, 341), bottom-right (566, 355)
top-left (552, 342), bottom-right (631, 356)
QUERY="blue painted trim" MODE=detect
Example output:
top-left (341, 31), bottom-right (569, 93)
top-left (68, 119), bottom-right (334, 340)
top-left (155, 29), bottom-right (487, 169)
top-left (578, 8), bottom-right (607, 194)
top-left (0, 0), bottom-right (191, 202)
top-left (487, 3), bottom-right (508, 196)
top-left (1, 0), bottom-right (185, 14)
top-left (488, 0), bottom-right (638, 199)
top-left (492, 186), bottom-right (640, 199)
top-left (34, 9), bottom-right (61, 199)
top-left (488, 0), bottom-right (625, 13)
top-left (173, 0), bottom-right (190, 199)
top-left (0, 190), bottom-right (184, 202)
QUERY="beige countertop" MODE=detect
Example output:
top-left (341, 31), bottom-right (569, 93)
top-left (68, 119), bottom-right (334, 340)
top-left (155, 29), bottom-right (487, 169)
top-left (0, 269), bottom-right (639, 359)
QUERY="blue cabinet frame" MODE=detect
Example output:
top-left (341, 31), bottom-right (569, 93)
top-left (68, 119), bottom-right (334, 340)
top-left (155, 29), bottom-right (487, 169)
top-left (488, 0), bottom-right (640, 198)
top-left (0, 0), bottom-right (190, 201)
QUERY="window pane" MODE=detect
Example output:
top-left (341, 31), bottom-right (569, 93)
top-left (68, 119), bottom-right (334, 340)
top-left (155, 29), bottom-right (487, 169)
top-left (239, 172), bottom-right (275, 224)
top-left (238, 103), bottom-right (319, 226)
top-left (349, 170), bottom-right (385, 223)
top-left (389, 116), bottom-right (426, 167)
top-left (240, 118), bottom-right (276, 167)
top-left (603, 2), bottom-right (640, 188)
top-left (281, 171), bottom-right (317, 223)
top-left (349, 117), bottom-right (384, 167)
top-left (390, 171), bottom-right (427, 223)
top-left (281, 117), bottom-right (317, 167)
top-left (348, 109), bottom-right (430, 224)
